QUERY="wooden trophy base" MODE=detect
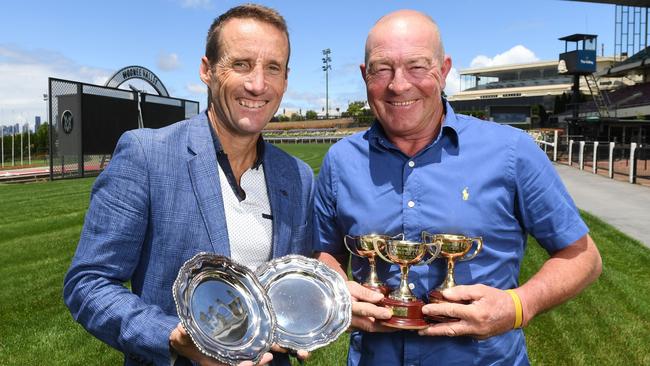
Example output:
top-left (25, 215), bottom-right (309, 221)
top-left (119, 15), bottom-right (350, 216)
top-left (364, 284), bottom-right (390, 297)
top-left (426, 290), bottom-right (470, 323)
top-left (380, 297), bottom-right (429, 330)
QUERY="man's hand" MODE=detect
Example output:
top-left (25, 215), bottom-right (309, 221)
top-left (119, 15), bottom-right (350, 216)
top-left (270, 344), bottom-right (310, 361)
top-left (169, 323), bottom-right (274, 366)
top-left (347, 281), bottom-right (396, 333)
top-left (314, 252), bottom-right (396, 333)
top-left (419, 284), bottom-right (516, 339)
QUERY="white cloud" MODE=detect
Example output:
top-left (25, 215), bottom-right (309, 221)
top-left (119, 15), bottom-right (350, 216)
top-left (158, 52), bottom-right (181, 71)
top-left (444, 67), bottom-right (460, 96)
top-left (282, 89), bottom-right (325, 111)
top-left (0, 45), bottom-right (111, 126)
top-left (469, 45), bottom-right (539, 69)
top-left (179, 0), bottom-right (212, 9)
top-left (186, 82), bottom-right (207, 95)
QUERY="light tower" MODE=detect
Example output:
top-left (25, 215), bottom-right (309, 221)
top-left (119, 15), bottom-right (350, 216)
top-left (322, 48), bottom-right (332, 119)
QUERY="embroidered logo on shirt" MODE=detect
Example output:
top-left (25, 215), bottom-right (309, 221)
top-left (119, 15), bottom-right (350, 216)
top-left (462, 187), bottom-right (469, 201)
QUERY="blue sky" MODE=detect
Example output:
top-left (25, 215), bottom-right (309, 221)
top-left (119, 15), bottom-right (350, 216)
top-left (0, 0), bottom-right (614, 128)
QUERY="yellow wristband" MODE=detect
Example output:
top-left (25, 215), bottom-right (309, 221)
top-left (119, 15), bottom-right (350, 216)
top-left (505, 289), bottom-right (523, 329)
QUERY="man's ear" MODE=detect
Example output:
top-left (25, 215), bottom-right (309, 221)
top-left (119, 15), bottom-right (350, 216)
top-left (199, 56), bottom-right (212, 85)
top-left (440, 55), bottom-right (452, 90)
top-left (360, 63), bottom-right (367, 80)
top-left (284, 67), bottom-right (290, 93)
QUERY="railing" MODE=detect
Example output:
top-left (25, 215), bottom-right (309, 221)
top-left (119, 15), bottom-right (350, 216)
top-left (562, 139), bottom-right (648, 184)
top-left (531, 129), bottom-right (648, 185)
top-left (532, 130), bottom-right (559, 162)
top-left (265, 136), bottom-right (344, 144)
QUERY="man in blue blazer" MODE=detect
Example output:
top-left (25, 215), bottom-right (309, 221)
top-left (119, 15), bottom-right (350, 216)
top-left (64, 4), bottom-right (313, 365)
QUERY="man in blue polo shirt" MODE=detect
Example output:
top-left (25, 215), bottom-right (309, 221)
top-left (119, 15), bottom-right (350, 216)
top-left (314, 9), bottom-right (602, 365)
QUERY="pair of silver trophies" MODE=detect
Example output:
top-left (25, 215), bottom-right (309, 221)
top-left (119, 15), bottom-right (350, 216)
top-left (344, 232), bottom-right (483, 329)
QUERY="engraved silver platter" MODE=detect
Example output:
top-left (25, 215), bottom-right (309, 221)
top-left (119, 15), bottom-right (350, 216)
top-left (255, 254), bottom-right (351, 351)
top-left (173, 253), bottom-right (275, 366)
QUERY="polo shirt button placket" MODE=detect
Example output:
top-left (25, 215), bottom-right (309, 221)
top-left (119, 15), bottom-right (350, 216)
top-left (408, 200), bottom-right (415, 208)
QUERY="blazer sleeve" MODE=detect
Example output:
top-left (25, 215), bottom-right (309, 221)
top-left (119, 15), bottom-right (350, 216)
top-left (299, 159), bottom-right (316, 257)
top-left (63, 131), bottom-right (178, 365)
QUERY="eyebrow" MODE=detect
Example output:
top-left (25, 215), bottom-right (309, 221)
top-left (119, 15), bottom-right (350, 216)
top-left (406, 57), bottom-right (433, 65)
top-left (370, 54), bottom-right (433, 64)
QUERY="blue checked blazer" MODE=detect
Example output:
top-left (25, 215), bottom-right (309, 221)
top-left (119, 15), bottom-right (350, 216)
top-left (63, 112), bottom-right (314, 366)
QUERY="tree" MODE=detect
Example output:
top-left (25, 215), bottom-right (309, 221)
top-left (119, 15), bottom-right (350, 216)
top-left (290, 113), bottom-right (304, 121)
top-left (531, 104), bottom-right (548, 127)
top-left (346, 101), bottom-right (366, 117)
top-left (305, 110), bottom-right (318, 120)
top-left (33, 123), bottom-right (49, 156)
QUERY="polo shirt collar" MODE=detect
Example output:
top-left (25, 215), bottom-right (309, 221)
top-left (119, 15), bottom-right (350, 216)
top-left (367, 98), bottom-right (460, 152)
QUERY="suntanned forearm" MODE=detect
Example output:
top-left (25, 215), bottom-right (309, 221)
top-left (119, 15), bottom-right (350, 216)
top-left (315, 251), bottom-right (349, 279)
top-left (516, 234), bottom-right (602, 326)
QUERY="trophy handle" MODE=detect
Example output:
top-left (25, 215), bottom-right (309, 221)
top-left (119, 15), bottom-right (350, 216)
top-left (373, 239), bottom-right (393, 264)
top-left (392, 233), bottom-right (405, 241)
top-left (423, 242), bottom-right (442, 265)
top-left (421, 231), bottom-right (434, 243)
top-left (421, 231), bottom-right (441, 265)
top-left (343, 235), bottom-right (365, 258)
top-left (460, 237), bottom-right (483, 261)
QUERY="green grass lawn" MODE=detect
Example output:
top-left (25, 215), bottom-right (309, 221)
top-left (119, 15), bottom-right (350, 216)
top-left (1, 143), bottom-right (649, 365)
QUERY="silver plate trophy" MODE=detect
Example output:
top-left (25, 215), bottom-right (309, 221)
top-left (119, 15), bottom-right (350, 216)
top-left (255, 255), bottom-right (352, 351)
top-left (173, 253), bottom-right (275, 366)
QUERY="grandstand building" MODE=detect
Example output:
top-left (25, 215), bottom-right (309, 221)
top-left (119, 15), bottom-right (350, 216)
top-left (448, 56), bottom-right (622, 126)
top-left (563, 47), bottom-right (650, 144)
top-left (449, 1), bottom-right (650, 144)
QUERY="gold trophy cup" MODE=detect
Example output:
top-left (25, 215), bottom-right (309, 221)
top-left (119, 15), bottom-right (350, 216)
top-left (374, 238), bottom-right (441, 329)
top-left (421, 232), bottom-right (483, 323)
top-left (344, 234), bottom-right (403, 295)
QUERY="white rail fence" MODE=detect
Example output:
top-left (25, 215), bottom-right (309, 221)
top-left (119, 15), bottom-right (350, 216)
top-left (531, 130), bottom-right (646, 185)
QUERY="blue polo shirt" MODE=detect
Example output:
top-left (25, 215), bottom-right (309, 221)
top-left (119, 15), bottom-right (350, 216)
top-left (313, 102), bottom-right (588, 366)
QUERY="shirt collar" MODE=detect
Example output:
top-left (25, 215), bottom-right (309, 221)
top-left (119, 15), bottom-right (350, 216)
top-left (206, 111), bottom-right (265, 169)
top-left (367, 98), bottom-right (460, 152)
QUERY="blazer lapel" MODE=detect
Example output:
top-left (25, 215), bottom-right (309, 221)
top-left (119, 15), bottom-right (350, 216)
top-left (186, 115), bottom-right (231, 256)
top-left (264, 145), bottom-right (292, 258)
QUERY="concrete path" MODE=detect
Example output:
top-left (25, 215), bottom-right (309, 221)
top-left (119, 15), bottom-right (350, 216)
top-left (554, 163), bottom-right (650, 248)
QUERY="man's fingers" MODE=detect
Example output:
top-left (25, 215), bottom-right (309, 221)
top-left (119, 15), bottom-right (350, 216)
top-left (347, 281), bottom-right (384, 303)
top-left (418, 321), bottom-right (472, 337)
top-left (258, 352), bottom-right (274, 365)
top-left (170, 323), bottom-right (193, 347)
top-left (236, 352), bottom-right (273, 366)
top-left (269, 344), bottom-right (286, 353)
top-left (269, 345), bottom-right (310, 361)
top-left (352, 300), bottom-right (392, 319)
top-left (296, 350), bottom-right (310, 360)
top-left (346, 281), bottom-right (403, 333)
top-left (422, 302), bottom-right (470, 321)
top-left (441, 284), bottom-right (487, 302)
top-left (422, 286), bottom-right (520, 339)
top-left (350, 316), bottom-right (397, 333)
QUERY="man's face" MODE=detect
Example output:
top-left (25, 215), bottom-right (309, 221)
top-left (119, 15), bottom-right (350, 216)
top-left (361, 19), bottom-right (451, 140)
top-left (201, 18), bottom-right (288, 136)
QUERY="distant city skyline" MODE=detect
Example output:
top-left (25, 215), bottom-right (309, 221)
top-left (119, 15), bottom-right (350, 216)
top-left (0, 0), bottom-right (618, 128)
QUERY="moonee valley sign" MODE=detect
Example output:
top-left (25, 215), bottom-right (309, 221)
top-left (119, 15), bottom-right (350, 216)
top-left (105, 65), bottom-right (169, 97)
